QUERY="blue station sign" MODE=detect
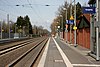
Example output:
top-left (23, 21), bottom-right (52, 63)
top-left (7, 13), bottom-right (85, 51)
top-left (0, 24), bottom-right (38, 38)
top-left (66, 20), bottom-right (74, 24)
top-left (82, 7), bottom-right (96, 14)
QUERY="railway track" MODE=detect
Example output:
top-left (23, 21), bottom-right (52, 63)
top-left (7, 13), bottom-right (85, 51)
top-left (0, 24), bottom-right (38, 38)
top-left (0, 38), bottom-right (40, 50)
top-left (0, 37), bottom-right (29, 44)
top-left (0, 38), bottom-right (38, 55)
top-left (0, 37), bottom-right (49, 67)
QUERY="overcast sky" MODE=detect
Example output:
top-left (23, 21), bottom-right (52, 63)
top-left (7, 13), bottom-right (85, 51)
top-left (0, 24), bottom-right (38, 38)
top-left (0, 0), bottom-right (88, 31)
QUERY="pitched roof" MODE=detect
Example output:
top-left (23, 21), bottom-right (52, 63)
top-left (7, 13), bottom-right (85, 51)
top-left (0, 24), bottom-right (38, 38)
top-left (77, 15), bottom-right (90, 29)
top-left (83, 14), bottom-right (90, 22)
top-left (88, 0), bottom-right (96, 4)
top-left (67, 14), bottom-right (90, 31)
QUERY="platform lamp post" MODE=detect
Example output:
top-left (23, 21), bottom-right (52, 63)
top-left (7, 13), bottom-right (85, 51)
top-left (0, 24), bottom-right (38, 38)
top-left (63, 8), bottom-right (68, 42)
top-left (70, 0), bottom-right (72, 44)
top-left (74, 0), bottom-right (77, 47)
top-left (58, 25), bottom-right (60, 39)
top-left (96, 0), bottom-right (99, 61)
top-left (60, 15), bottom-right (63, 39)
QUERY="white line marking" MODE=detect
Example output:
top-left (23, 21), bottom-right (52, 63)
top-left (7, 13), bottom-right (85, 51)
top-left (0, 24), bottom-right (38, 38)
top-left (37, 38), bottom-right (50, 67)
top-left (55, 60), bottom-right (63, 62)
top-left (73, 64), bottom-right (100, 67)
top-left (53, 38), bottom-right (73, 67)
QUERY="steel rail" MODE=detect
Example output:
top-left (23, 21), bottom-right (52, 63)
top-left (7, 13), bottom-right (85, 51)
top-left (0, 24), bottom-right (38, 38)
top-left (0, 38), bottom-right (39, 55)
top-left (6, 37), bottom-right (48, 67)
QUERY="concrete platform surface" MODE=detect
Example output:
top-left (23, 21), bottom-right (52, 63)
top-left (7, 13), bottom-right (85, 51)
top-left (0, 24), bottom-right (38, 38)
top-left (37, 37), bottom-right (100, 67)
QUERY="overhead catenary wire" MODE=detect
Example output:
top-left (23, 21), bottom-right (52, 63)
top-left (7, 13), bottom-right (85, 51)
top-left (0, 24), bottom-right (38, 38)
top-left (0, 0), bottom-right (21, 21)
top-left (0, 8), bottom-right (17, 21)
top-left (17, 0), bottom-right (31, 15)
top-left (0, 0), bottom-right (46, 23)
top-left (0, 0), bottom-right (59, 31)
top-left (27, 0), bottom-right (45, 22)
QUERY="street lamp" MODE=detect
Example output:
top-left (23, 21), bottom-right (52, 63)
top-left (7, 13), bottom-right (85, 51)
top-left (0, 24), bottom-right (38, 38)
top-left (63, 7), bottom-right (68, 42)
top-left (96, 0), bottom-right (99, 61)
top-left (58, 25), bottom-right (60, 38)
top-left (60, 15), bottom-right (63, 39)
top-left (74, 0), bottom-right (77, 47)
top-left (60, 15), bottom-right (63, 30)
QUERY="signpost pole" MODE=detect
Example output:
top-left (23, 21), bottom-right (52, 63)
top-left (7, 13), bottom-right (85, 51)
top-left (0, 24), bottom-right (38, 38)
top-left (69, 16), bottom-right (74, 44)
top-left (65, 8), bottom-right (68, 42)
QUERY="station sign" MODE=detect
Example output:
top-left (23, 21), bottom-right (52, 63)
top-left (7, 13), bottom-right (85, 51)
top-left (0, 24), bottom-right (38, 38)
top-left (82, 7), bottom-right (96, 14)
top-left (66, 20), bottom-right (74, 24)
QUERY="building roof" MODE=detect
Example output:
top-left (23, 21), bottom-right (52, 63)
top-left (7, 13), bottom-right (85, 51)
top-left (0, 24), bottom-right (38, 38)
top-left (77, 15), bottom-right (90, 29)
top-left (67, 14), bottom-right (90, 31)
top-left (88, 0), bottom-right (96, 4)
top-left (83, 14), bottom-right (90, 22)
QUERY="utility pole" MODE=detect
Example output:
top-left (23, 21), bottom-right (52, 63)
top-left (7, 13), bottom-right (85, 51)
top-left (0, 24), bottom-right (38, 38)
top-left (0, 21), bottom-right (2, 39)
top-left (74, 0), bottom-right (77, 47)
top-left (7, 14), bottom-right (10, 39)
top-left (63, 8), bottom-right (67, 40)
top-left (15, 24), bottom-right (17, 34)
top-left (96, 0), bottom-right (99, 61)
top-left (70, 0), bottom-right (72, 16)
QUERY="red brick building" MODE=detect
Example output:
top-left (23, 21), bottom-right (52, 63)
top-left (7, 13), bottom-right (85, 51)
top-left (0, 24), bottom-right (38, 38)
top-left (64, 14), bottom-right (90, 49)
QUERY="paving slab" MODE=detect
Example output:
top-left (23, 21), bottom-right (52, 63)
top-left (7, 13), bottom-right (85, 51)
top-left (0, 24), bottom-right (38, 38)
top-left (55, 38), bottom-right (100, 67)
top-left (38, 37), bottom-right (100, 67)
top-left (44, 38), bottom-right (66, 67)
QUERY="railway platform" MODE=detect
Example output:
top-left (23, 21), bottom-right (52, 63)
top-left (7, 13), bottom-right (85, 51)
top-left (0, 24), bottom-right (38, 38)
top-left (37, 37), bottom-right (100, 67)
